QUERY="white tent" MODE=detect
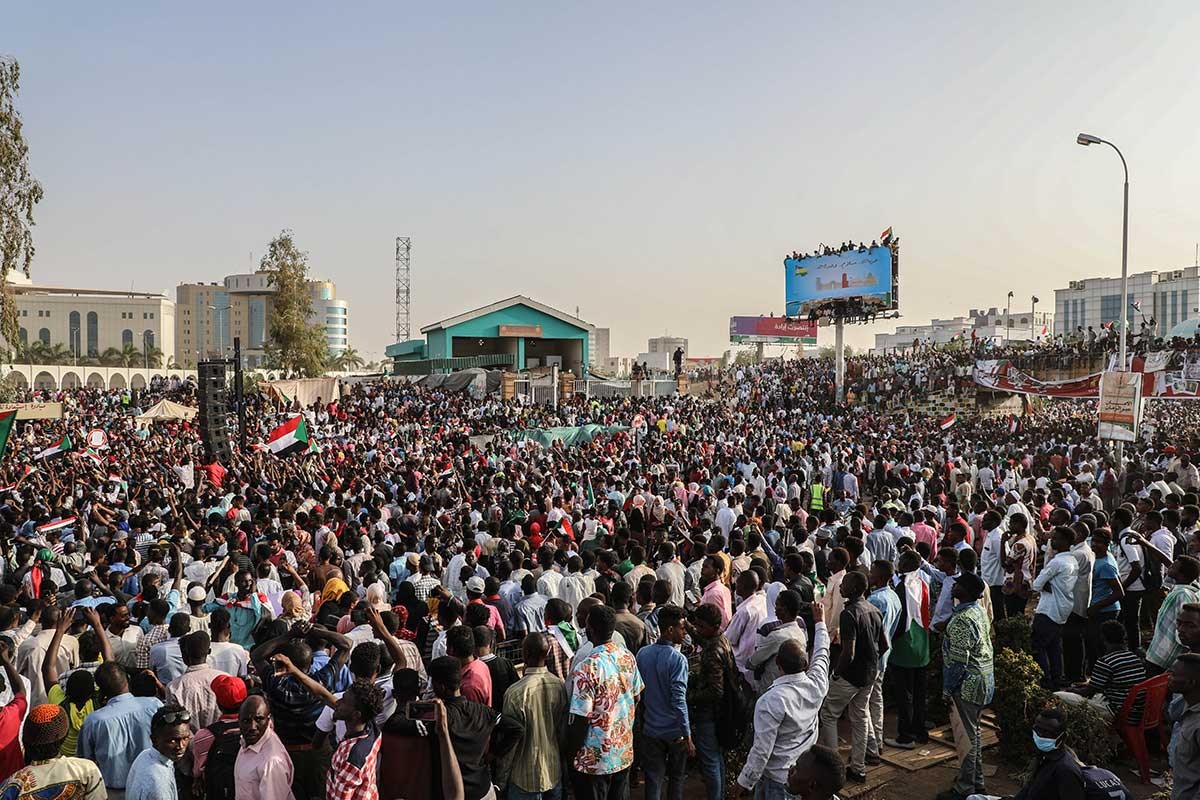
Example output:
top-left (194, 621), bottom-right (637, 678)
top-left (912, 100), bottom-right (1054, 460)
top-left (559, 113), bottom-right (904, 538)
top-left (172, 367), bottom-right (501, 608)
top-left (136, 399), bottom-right (198, 423)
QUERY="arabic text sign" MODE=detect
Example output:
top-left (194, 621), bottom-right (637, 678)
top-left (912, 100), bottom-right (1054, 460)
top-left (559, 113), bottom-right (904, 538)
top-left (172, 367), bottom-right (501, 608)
top-left (0, 402), bottom-right (62, 420)
top-left (784, 247), bottom-right (893, 316)
top-left (729, 316), bottom-right (818, 344)
top-left (1098, 371), bottom-right (1142, 442)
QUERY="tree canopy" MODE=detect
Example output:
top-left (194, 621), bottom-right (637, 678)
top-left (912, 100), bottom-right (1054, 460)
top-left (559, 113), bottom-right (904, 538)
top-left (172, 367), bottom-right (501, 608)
top-left (261, 230), bottom-right (327, 377)
top-left (0, 58), bottom-right (44, 348)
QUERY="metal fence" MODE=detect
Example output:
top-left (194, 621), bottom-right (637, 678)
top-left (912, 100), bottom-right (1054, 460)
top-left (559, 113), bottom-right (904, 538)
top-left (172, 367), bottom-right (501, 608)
top-left (578, 379), bottom-right (678, 399)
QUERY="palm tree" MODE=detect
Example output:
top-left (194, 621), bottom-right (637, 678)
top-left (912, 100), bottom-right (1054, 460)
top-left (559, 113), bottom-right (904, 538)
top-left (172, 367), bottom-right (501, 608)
top-left (99, 347), bottom-right (123, 367)
top-left (118, 343), bottom-right (141, 368)
top-left (141, 346), bottom-right (163, 368)
top-left (330, 347), bottom-right (364, 371)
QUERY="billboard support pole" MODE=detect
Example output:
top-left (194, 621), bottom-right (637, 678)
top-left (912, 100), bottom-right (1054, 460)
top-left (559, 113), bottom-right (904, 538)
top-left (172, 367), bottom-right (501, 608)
top-left (835, 318), bottom-right (845, 404)
top-left (755, 342), bottom-right (764, 364)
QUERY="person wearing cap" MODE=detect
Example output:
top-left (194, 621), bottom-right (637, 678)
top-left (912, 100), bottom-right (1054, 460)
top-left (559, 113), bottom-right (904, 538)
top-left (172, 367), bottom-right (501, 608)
top-left (192, 673), bottom-right (248, 800)
top-left (938, 570), bottom-right (994, 800)
top-left (0, 704), bottom-right (105, 799)
top-left (185, 582), bottom-right (212, 635)
top-left (464, 576), bottom-right (505, 641)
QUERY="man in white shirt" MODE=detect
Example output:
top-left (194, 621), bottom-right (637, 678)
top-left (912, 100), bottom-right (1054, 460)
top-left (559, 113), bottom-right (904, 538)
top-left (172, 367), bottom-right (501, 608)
top-left (725, 572), bottom-right (769, 679)
top-left (1110, 508), bottom-right (1146, 649)
top-left (1063, 526), bottom-right (1095, 683)
top-left (737, 603), bottom-right (829, 797)
top-left (1030, 528), bottom-right (1078, 689)
top-left (978, 510), bottom-right (1008, 618)
top-left (655, 542), bottom-right (686, 608)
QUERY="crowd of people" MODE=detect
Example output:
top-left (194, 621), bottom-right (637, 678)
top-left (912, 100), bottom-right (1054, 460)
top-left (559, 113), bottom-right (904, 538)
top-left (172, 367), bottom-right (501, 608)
top-left (0, 353), bottom-right (1195, 800)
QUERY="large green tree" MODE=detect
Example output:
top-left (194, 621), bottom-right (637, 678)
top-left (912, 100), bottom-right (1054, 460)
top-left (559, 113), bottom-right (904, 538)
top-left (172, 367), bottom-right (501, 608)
top-left (0, 58), bottom-right (43, 348)
top-left (261, 230), bottom-right (327, 376)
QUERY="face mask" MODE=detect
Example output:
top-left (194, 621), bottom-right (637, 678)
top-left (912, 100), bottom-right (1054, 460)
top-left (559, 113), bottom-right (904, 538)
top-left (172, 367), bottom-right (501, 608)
top-left (1032, 733), bottom-right (1059, 752)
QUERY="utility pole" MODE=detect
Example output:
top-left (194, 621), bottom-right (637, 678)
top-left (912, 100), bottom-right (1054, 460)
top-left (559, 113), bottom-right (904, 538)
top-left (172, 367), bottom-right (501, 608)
top-left (395, 237), bottom-right (412, 342)
top-left (234, 336), bottom-right (246, 450)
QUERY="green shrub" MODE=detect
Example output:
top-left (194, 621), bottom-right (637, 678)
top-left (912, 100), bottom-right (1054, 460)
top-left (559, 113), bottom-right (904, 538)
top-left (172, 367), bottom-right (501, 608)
top-left (993, 647), bottom-right (1051, 763)
top-left (926, 630), bottom-right (949, 724)
top-left (994, 616), bottom-right (1032, 655)
top-left (1052, 697), bottom-right (1119, 767)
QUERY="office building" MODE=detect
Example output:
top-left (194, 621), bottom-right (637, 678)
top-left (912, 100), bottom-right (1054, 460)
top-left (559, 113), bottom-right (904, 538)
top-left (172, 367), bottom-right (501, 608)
top-left (872, 307), bottom-right (1054, 353)
top-left (175, 272), bottom-right (350, 368)
top-left (1055, 267), bottom-right (1196, 337)
top-left (648, 336), bottom-right (687, 360)
top-left (9, 270), bottom-right (175, 362)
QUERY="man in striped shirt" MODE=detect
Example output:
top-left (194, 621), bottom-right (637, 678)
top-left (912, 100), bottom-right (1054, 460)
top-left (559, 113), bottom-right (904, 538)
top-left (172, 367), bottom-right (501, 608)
top-left (1054, 619), bottom-right (1145, 720)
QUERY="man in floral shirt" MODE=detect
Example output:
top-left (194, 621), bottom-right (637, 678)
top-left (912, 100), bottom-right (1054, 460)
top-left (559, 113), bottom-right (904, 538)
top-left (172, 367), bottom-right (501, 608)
top-left (568, 604), bottom-right (643, 800)
top-left (939, 571), bottom-right (994, 800)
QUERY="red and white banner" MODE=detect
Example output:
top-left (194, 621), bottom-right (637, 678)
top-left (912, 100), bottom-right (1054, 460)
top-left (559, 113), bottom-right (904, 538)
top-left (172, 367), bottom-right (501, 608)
top-left (975, 355), bottom-right (1200, 400)
top-left (973, 361), bottom-right (1102, 398)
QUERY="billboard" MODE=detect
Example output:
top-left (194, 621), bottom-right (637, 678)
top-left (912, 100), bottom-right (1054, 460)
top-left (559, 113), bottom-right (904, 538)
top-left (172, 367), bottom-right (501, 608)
top-left (1098, 371), bottom-right (1143, 442)
top-left (784, 246), bottom-right (894, 317)
top-left (729, 316), bottom-right (818, 344)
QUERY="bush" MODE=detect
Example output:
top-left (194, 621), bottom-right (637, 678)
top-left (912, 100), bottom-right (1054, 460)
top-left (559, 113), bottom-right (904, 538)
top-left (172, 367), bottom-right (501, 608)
top-left (1053, 697), bottom-right (1119, 767)
top-left (993, 647), bottom-right (1051, 763)
top-left (926, 630), bottom-right (949, 724)
top-left (994, 616), bottom-right (1032, 655)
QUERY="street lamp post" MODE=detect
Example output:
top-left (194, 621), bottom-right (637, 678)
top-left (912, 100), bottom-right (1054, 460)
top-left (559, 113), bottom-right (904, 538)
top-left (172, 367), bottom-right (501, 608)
top-left (1031, 296), bottom-right (1039, 340)
top-left (1006, 291), bottom-right (1014, 343)
top-left (1077, 132), bottom-right (1131, 462)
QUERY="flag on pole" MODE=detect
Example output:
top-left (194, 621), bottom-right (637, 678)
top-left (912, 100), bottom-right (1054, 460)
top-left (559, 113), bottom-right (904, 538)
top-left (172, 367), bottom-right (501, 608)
top-left (1008, 415), bottom-right (1021, 435)
top-left (34, 435), bottom-right (73, 460)
top-left (880, 226), bottom-right (893, 244)
top-left (1131, 300), bottom-right (1142, 312)
top-left (83, 448), bottom-right (104, 467)
top-left (22, 465), bottom-right (38, 479)
top-left (0, 410), bottom-right (15, 462)
top-left (939, 412), bottom-right (956, 431)
top-left (1040, 325), bottom-right (1048, 336)
top-left (267, 415), bottom-right (310, 457)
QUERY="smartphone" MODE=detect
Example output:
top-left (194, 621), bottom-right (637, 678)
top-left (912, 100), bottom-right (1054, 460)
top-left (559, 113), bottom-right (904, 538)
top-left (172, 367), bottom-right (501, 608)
top-left (406, 701), bottom-right (437, 722)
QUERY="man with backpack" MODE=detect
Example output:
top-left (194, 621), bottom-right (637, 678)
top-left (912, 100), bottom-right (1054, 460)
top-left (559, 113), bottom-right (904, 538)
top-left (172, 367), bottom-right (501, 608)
top-left (958, 706), bottom-right (1132, 800)
top-left (191, 673), bottom-right (248, 800)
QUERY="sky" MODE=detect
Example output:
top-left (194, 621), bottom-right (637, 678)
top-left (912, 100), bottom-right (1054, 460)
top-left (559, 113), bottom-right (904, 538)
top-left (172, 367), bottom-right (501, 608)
top-left (7, 2), bottom-right (1200, 362)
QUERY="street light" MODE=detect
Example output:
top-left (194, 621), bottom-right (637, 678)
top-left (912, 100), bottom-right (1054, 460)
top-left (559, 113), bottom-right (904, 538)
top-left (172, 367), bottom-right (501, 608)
top-left (1031, 296), bottom-right (1040, 339)
top-left (1076, 132), bottom-right (1129, 368)
top-left (1006, 291), bottom-right (1014, 342)
top-left (1077, 131), bottom-right (1131, 463)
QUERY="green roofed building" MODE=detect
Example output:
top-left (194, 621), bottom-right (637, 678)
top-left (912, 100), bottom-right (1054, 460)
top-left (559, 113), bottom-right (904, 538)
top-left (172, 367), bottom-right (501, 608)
top-left (386, 295), bottom-right (594, 376)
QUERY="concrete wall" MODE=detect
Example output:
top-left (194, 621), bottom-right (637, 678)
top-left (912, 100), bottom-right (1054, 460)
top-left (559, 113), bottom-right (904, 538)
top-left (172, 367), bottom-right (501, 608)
top-left (4, 364), bottom-right (196, 391)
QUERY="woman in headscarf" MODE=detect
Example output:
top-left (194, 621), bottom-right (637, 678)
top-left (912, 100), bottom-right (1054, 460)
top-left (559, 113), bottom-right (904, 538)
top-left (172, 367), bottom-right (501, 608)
top-left (365, 582), bottom-right (391, 613)
top-left (394, 581), bottom-right (427, 637)
top-left (314, 577), bottom-right (350, 628)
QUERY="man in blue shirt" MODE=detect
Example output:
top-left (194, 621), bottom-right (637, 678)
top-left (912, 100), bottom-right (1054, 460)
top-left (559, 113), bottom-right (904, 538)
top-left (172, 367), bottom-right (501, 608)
top-left (635, 604), bottom-right (692, 800)
top-left (126, 704), bottom-right (191, 800)
top-left (77, 661), bottom-right (163, 794)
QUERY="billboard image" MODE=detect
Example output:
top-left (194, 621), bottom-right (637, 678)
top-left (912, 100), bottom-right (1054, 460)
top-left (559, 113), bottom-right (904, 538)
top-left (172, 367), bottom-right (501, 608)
top-left (729, 316), bottom-right (818, 344)
top-left (784, 246), bottom-right (894, 317)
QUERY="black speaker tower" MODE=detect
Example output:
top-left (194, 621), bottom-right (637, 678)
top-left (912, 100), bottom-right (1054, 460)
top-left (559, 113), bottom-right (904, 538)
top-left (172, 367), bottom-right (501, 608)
top-left (198, 361), bottom-right (233, 463)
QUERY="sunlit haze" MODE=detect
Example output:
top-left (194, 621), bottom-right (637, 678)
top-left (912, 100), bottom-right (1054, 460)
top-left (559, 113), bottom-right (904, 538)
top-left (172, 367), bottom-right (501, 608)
top-left (7, 2), bottom-right (1200, 360)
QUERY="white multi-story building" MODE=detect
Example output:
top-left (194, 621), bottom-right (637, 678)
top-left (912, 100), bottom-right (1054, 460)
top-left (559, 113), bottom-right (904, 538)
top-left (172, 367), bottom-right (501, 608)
top-left (873, 307), bottom-right (1054, 353)
top-left (648, 336), bottom-right (687, 360)
top-left (8, 270), bottom-right (175, 361)
top-left (591, 327), bottom-right (611, 370)
top-left (176, 272), bottom-right (349, 368)
top-left (1055, 267), bottom-right (1197, 338)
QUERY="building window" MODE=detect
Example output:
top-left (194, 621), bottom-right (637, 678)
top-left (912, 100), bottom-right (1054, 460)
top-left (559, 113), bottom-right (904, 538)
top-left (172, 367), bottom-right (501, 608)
top-left (87, 311), bottom-right (98, 357)
top-left (69, 311), bottom-right (81, 357)
top-left (38, 328), bottom-right (49, 345)
top-left (122, 329), bottom-right (133, 348)
top-left (18, 328), bottom-right (27, 346)
top-left (1100, 294), bottom-right (1120, 325)
top-left (1079, 299), bottom-right (1085, 328)
top-left (144, 330), bottom-right (155, 350)
top-left (1184, 290), bottom-right (1190, 323)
